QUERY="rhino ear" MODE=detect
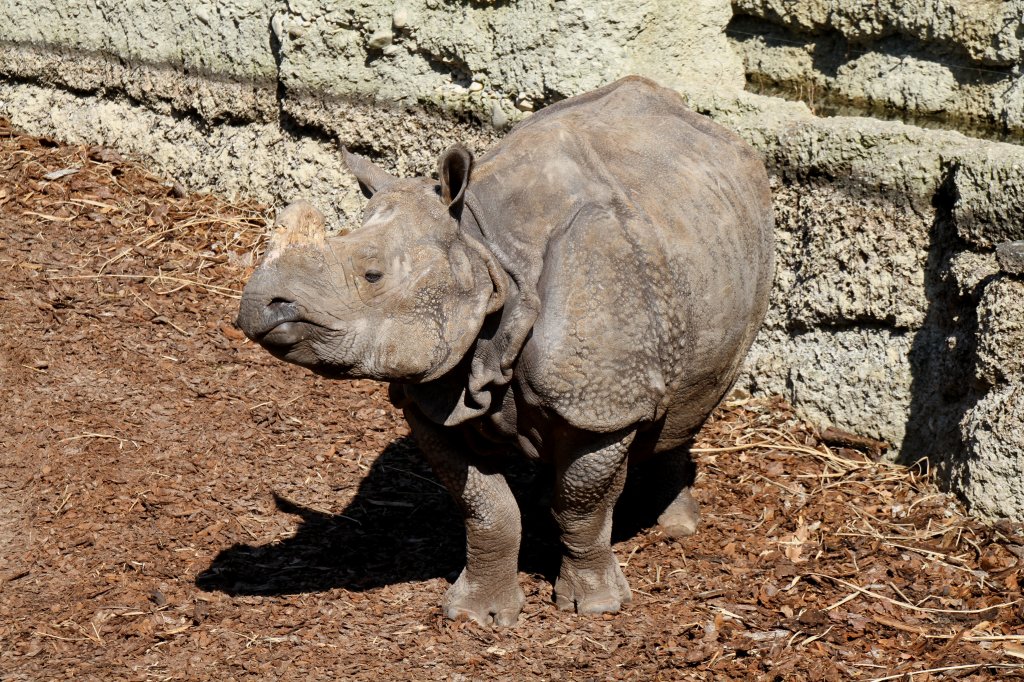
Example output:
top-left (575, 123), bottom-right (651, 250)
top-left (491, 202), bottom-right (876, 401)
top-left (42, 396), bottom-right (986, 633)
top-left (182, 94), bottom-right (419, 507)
top-left (438, 144), bottom-right (473, 218)
top-left (342, 147), bottom-right (396, 199)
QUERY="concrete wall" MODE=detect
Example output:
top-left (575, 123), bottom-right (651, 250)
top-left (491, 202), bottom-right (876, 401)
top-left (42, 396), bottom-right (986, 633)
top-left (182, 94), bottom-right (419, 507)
top-left (2, 1), bottom-right (1022, 519)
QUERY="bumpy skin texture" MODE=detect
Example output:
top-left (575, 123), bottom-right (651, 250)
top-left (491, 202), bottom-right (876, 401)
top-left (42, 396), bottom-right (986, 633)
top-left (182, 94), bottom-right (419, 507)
top-left (236, 77), bottom-right (775, 625)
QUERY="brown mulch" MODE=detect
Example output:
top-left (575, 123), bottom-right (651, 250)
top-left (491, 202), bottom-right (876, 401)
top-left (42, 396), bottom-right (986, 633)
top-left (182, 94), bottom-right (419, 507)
top-left (1, 120), bottom-right (1022, 682)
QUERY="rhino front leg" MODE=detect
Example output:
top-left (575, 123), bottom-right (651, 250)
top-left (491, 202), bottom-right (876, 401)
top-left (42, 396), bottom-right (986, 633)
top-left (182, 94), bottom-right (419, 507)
top-left (405, 410), bottom-right (525, 626)
top-left (552, 430), bottom-right (633, 614)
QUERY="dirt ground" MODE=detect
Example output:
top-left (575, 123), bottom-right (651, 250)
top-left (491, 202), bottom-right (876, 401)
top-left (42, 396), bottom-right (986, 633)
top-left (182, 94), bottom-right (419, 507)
top-left (1, 121), bottom-right (1023, 681)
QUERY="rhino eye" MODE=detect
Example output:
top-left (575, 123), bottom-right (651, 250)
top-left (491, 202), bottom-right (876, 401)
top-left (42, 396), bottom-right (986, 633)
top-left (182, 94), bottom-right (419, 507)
top-left (364, 270), bottom-right (383, 283)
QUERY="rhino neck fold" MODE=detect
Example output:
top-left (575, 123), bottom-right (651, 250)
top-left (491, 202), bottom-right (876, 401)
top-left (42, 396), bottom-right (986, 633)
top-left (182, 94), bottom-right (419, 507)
top-left (393, 190), bottom-right (538, 428)
top-left (460, 187), bottom-right (542, 371)
top-left (460, 188), bottom-right (538, 377)
top-left (461, 190), bottom-right (517, 291)
top-left (393, 308), bottom-right (504, 426)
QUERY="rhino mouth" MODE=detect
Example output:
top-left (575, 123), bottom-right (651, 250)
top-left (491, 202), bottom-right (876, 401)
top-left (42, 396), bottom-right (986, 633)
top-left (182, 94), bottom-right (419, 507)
top-left (238, 303), bottom-right (304, 348)
top-left (237, 288), bottom-right (358, 378)
top-left (253, 319), bottom-right (337, 362)
top-left (257, 320), bottom-right (308, 348)
top-left (248, 317), bottom-right (355, 377)
top-left (255, 319), bottom-right (350, 373)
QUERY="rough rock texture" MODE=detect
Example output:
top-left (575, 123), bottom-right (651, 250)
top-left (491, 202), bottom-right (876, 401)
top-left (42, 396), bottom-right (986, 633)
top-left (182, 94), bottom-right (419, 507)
top-left (0, 45), bottom-right (276, 123)
top-left (952, 149), bottom-right (1024, 248)
top-left (277, 0), bottom-right (743, 125)
top-left (271, 0), bottom-right (745, 157)
top-left (1, 1), bottom-right (279, 120)
top-left (730, 0), bottom-right (1024, 140)
top-left (959, 384), bottom-right (1024, 520)
top-left (997, 241), bottom-right (1024, 276)
top-left (707, 101), bottom-right (1024, 473)
top-left (744, 327), bottom-right (916, 446)
top-left (0, 81), bottom-right (502, 231)
top-left (976, 277), bottom-right (1024, 386)
top-left (734, 0), bottom-right (1024, 65)
top-left (1, 0), bottom-right (1024, 518)
top-left (767, 179), bottom-right (929, 331)
top-left (1, 1), bottom-right (277, 75)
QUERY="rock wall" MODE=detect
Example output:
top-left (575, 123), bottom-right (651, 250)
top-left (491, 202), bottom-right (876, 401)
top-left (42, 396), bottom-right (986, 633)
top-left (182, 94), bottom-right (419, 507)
top-left (730, 0), bottom-right (1024, 140)
top-left (2, 1), bottom-right (1022, 518)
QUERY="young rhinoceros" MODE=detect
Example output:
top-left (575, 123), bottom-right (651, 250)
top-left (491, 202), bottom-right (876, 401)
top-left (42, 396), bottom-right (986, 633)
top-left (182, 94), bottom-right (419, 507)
top-left (236, 76), bottom-right (774, 626)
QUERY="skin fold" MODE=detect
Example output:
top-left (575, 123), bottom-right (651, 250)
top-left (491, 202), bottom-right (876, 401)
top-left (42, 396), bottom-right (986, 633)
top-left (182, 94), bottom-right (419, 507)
top-left (236, 76), bottom-right (775, 626)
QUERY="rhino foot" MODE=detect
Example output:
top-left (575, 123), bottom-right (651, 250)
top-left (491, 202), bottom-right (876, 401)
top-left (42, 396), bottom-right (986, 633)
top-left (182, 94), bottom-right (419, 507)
top-left (657, 486), bottom-right (701, 539)
top-left (554, 557), bottom-right (632, 615)
top-left (443, 569), bottom-right (525, 626)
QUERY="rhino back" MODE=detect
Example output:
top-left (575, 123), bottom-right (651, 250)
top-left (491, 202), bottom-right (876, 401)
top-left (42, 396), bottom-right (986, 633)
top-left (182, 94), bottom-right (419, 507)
top-left (470, 77), bottom-right (773, 437)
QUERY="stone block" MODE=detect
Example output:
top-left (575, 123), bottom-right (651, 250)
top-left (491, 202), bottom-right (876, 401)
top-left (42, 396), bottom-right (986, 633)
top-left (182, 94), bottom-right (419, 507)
top-left (976, 277), bottom-right (1024, 385)
top-left (732, 0), bottom-right (1024, 67)
top-left (996, 241), bottom-right (1024, 276)
top-left (768, 181), bottom-right (930, 331)
top-left (951, 145), bottom-right (1024, 249)
top-left (742, 327), bottom-right (915, 448)
top-left (276, 0), bottom-right (744, 124)
top-left (729, 1), bottom-right (1024, 141)
top-left (1, 1), bottom-right (278, 82)
top-left (943, 251), bottom-right (999, 299)
top-left (959, 383), bottom-right (1024, 519)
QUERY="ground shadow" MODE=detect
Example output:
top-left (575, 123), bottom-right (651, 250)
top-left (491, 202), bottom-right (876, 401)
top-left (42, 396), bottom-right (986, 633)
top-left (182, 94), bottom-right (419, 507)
top-left (197, 435), bottom-right (689, 596)
top-left (199, 436), bottom-right (476, 595)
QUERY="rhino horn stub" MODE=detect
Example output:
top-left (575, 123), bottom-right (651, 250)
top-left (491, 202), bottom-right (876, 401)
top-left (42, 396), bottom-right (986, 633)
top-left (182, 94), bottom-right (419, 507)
top-left (263, 201), bottom-right (327, 263)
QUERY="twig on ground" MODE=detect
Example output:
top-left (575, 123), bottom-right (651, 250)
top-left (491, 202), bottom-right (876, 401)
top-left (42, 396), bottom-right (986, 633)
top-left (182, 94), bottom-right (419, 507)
top-left (867, 663), bottom-right (1024, 682)
top-left (812, 573), bottom-right (1020, 615)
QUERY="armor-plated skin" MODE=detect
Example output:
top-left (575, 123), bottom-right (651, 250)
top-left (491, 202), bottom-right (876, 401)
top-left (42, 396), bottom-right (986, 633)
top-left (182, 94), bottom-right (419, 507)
top-left (236, 77), bottom-right (774, 626)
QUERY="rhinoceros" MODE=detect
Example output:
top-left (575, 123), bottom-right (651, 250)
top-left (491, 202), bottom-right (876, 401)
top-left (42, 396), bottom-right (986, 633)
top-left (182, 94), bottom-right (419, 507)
top-left (236, 76), bottom-right (773, 625)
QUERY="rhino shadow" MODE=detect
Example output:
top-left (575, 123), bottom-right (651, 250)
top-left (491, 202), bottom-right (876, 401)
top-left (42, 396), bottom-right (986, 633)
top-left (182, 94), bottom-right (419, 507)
top-left (196, 435), bottom-right (689, 596)
top-left (196, 436), bottom-right (556, 595)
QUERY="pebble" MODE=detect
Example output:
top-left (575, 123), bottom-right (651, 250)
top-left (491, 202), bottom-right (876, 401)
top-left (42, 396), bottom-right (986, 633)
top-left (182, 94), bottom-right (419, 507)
top-left (490, 103), bottom-right (509, 130)
top-left (368, 29), bottom-right (393, 50)
top-left (271, 14), bottom-right (285, 41)
top-left (468, 81), bottom-right (483, 93)
top-left (515, 98), bottom-right (534, 112)
top-left (393, 8), bottom-right (409, 29)
top-left (194, 7), bottom-right (211, 25)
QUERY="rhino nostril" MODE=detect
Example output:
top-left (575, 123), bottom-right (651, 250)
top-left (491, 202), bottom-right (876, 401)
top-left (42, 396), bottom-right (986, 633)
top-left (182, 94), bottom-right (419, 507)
top-left (266, 297), bottom-right (297, 317)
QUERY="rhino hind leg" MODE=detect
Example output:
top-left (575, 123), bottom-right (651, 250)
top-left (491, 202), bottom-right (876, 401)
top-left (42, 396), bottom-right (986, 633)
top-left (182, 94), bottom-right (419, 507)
top-left (552, 430), bottom-right (634, 614)
top-left (406, 410), bottom-right (525, 626)
top-left (655, 445), bottom-right (701, 538)
top-left (657, 486), bottom-right (701, 539)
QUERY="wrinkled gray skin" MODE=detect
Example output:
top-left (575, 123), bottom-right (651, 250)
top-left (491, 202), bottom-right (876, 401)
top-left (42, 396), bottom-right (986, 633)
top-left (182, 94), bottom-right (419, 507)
top-left (236, 77), bottom-right (774, 626)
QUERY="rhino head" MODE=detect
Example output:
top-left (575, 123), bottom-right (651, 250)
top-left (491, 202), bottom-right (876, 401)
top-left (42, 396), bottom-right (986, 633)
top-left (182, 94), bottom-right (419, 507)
top-left (236, 146), bottom-right (506, 383)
